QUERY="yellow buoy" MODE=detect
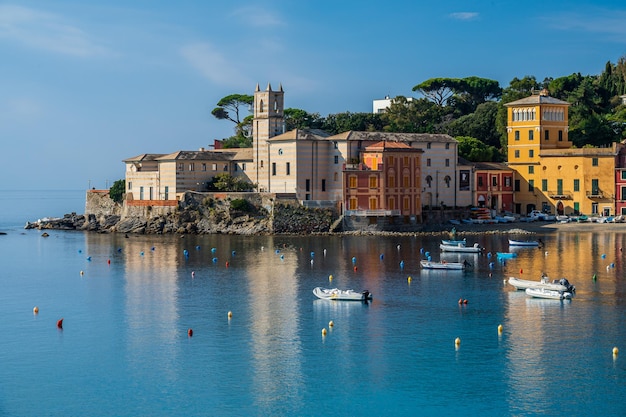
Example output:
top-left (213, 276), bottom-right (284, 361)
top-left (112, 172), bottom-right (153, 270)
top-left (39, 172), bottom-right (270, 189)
top-left (498, 324), bottom-right (503, 334)
top-left (329, 274), bottom-right (333, 281)
top-left (613, 347), bottom-right (619, 355)
top-left (322, 328), bottom-right (327, 336)
top-left (328, 320), bottom-right (334, 328)
top-left (227, 311), bottom-right (232, 319)
top-left (33, 306), bottom-right (39, 314)
top-left (455, 337), bottom-right (461, 346)
top-left (407, 276), bottom-right (412, 283)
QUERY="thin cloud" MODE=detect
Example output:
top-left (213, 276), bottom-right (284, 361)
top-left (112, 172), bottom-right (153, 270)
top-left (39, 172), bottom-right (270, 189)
top-left (0, 4), bottom-right (109, 57)
top-left (231, 6), bottom-right (285, 28)
top-left (180, 42), bottom-right (253, 87)
top-left (449, 12), bottom-right (479, 21)
top-left (547, 10), bottom-right (626, 38)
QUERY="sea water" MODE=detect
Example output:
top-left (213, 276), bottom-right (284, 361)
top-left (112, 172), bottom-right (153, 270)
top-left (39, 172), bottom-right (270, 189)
top-left (0, 191), bottom-right (625, 416)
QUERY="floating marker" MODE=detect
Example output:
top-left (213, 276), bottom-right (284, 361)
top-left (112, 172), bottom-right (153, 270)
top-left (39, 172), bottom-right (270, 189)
top-left (86, 256), bottom-right (91, 261)
top-left (352, 257), bottom-right (357, 264)
top-left (212, 257), bottom-right (218, 263)
top-left (400, 260), bottom-right (405, 269)
top-left (498, 324), bottom-right (503, 334)
top-left (310, 252), bottom-right (315, 258)
top-left (117, 248), bottom-right (122, 253)
top-left (195, 246), bottom-right (201, 250)
top-left (487, 252), bottom-right (492, 258)
top-left (225, 261), bottom-right (229, 267)
top-left (328, 320), bottom-right (334, 328)
top-left (397, 244), bottom-right (401, 251)
top-left (427, 256), bottom-right (432, 261)
top-left (489, 262), bottom-right (494, 268)
top-left (107, 259), bottom-right (111, 265)
top-left (420, 248), bottom-right (424, 254)
top-left (78, 249), bottom-right (82, 254)
top-left (458, 298), bottom-right (463, 305)
top-left (188, 328), bottom-right (193, 337)
top-left (329, 274), bottom-right (333, 281)
top-left (425, 252), bottom-right (430, 258)
top-left (593, 274), bottom-right (597, 281)
top-left (191, 271), bottom-right (195, 277)
top-left (322, 328), bottom-right (327, 336)
top-left (275, 249), bottom-right (280, 254)
top-left (57, 318), bottom-right (63, 329)
top-left (280, 254), bottom-right (284, 260)
top-left (407, 276), bottom-right (412, 283)
top-left (520, 269), bottom-right (523, 274)
top-left (80, 270), bottom-right (84, 276)
top-left (151, 247), bottom-right (156, 251)
top-left (602, 254), bottom-right (606, 259)
top-left (323, 249), bottom-right (327, 257)
top-left (33, 306), bottom-right (39, 314)
top-left (353, 266), bottom-right (358, 272)
top-left (380, 254), bottom-right (384, 260)
top-left (455, 337), bottom-right (461, 346)
top-left (232, 251), bottom-right (236, 256)
top-left (227, 311), bottom-right (232, 319)
top-left (613, 347), bottom-right (619, 355)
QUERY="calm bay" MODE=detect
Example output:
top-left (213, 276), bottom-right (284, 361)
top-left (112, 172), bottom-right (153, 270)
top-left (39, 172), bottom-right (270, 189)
top-left (0, 191), bottom-right (625, 416)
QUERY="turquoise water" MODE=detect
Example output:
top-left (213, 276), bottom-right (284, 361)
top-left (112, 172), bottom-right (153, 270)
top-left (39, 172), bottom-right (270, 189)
top-left (1, 192), bottom-right (625, 416)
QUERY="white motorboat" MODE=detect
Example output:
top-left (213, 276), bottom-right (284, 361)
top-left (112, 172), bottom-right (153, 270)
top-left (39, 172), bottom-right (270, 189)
top-left (441, 239), bottom-right (466, 246)
top-left (508, 239), bottom-right (541, 247)
top-left (313, 287), bottom-right (372, 301)
top-left (508, 275), bottom-right (575, 293)
top-left (440, 243), bottom-right (482, 253)
top-left (420, 260), bottom-right (469, 270)
top-left (525, 287), bottom-right (572, 300)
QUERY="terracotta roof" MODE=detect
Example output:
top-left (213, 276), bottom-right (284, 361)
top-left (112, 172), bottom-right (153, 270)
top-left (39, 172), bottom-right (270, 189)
top-left (504, 94), bottom-right (569, 107)
top-left (267, 128), bottom-right (330, 142)
top-left (122, 153), bottom-right (166, 163)
top-left (327, 131), bottom-right (457, 143)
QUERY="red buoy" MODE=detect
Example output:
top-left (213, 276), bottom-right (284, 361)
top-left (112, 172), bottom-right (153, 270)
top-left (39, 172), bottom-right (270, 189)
top-left (107, 259), bottom-right (111, 265)
top-left (353, 266), bottom-right (358, 272)
top-left (463, 299), bottom-right (468, 304)
top-left (225, 261), bottom-right (229, 268)
top-left (520, 268), bottom-right (523, 274)
top-left (57, 318), bottom-right (64, 329)
top-left (187, 328), bottom-right (193, 337)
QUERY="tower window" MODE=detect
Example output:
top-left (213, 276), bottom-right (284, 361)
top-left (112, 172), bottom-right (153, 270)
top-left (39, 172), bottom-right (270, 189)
top-left (514, 131), bottom-right (520, 141)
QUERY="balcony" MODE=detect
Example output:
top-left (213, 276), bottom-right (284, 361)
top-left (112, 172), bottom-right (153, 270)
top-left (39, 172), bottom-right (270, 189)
top-left (586, 189), bottom-right (604, 198)
top-left (547, 190), bottom-right (572, 200)
top-left (345, 209), bottom-right (401, 217)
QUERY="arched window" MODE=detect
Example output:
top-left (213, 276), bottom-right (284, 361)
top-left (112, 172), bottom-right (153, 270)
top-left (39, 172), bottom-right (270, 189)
top-left (426, 175), bottom-right (433, 188)
top-left (259, 100), bottom-right (264, 113)
top-left (444, 175), bottom-right (451, 188)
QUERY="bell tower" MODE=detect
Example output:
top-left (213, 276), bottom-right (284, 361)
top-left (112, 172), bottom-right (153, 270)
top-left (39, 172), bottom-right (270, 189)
top-left (252, 83), bottom-right (285, 191)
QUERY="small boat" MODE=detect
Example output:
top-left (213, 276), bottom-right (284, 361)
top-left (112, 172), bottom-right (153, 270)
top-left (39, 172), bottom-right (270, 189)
top-left (441, 239), bottom-right (466, 246)
top-left (496, 252), bottom-right (517, 259)
top-left (508, 239), bottom-right (541, 247)
top-left (508, 275), bottom-right (575, 293)
top-left (420, 260), bottom-right (469, 270)
top-left (313, 287), bottom-right (372, 301)
top-left (440, 243), bottom-right (482, 253)
top-left (525, 287), bottom-right (572, 300)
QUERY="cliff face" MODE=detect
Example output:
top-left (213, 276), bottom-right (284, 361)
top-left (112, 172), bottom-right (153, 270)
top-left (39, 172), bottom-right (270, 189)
top-left (26, 191), bottom-right (338, 235)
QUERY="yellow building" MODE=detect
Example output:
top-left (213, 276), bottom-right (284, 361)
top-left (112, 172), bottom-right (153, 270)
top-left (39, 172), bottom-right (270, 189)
top-left (506, 89), bottom-right (621, 216)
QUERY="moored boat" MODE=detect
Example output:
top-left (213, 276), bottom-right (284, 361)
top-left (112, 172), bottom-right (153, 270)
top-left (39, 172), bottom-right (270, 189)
top-left (497, 252), bottom-right (518, 259)
top-left (508, 275), bottom-right (575, 293)
top-left (313, 287), bottom-right (372, 301)
top-left (525, 287), bottom-right (572, 300)
top-left (508, 239), bottom-right (541, 247)
top-left (420, 260), bottom-right (469, 270)
top-left (441, 239), bottom-right (466, 246)
top-left (440, 243), bottom-right (482, 253)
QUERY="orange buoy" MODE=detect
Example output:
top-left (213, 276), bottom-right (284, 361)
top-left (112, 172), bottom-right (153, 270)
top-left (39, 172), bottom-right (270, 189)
top-left (33, 306), bottom-right (39, 314)
top-left (57, 318), bottom-right (63, 329)
top-left (188, 328), bottom-right (193, 337)
top-left (463, 299), bottom-right (468, 304)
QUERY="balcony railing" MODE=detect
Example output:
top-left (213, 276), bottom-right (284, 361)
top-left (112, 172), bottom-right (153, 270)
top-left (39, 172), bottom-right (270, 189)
top-left (547, 190), bottom-right (572, 199)
top-left (587, 190), bottom-right (604, 198)
top-left (345, 209), bottom-right (401, 217)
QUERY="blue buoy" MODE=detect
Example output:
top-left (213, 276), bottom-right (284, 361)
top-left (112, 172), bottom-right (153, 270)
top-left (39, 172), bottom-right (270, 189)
top-left (380, 254), bottom-right (384, 260)
top-left (310, 252), bottom-right (315, 258)
top-left (78, 249), bottom-right (82, 254)
top-left (140, 252), bottom-right (144, 256)
top-left (275, 249), bottom-right (280, 254)
top-left (117, 248), bottom-right (122, 253)
top-left (211, 248), bottom-right (217, 253)
top-left (611, 263), bottom-right (615, 268)
top-left (427, 256), bottom-right (432, 261)
top-left (602, 254), bottom-right (606, 259)
top-left (151, 247), bottom-right (156, 251)
top-left (86, 256), bottom-right (91, 261)
top-left (487, 252), bottom-right (492, 258)
top-left (212, 257), bottom-right (218, 263)
top-left (352, 257), bottom-right (357, 264)
top-left (195, 245), bottom-right (201, 250)
top-left (489, 262), bottom-right (494, 268)
top-left (420, 248), bottom-right (424, 254)
top-left (400, 260), bottom-right (405, 269)
top-left (280, 254), bottom-right (284, 260)
top-left (232, 251), bottom-right (236, 256)
top-left (425, 251), bottom-right (430, 258)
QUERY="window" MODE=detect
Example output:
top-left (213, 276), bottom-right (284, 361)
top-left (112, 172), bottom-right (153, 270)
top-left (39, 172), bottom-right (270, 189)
top-left (403, 197), bottom-right (410, 210)
top-left (592, 202), bottom-right (598, 215)
top-left (334, 141), bottom-right (338, 149)
top-left (528, 166), bottom-right (534, 174)
top-left (574, 179), bottom-right (580, 192)
top-left (349, 197), bottom-right (357, 210)
top-left (271, 163), bottom-right (276, 176)
top-left (388, 156), bottom-right (394, 165)
top-left (445, 159), bottom-right (450, 167)
top-left (403, 156), bottom-right (409, 165)
top-left (349, 176), bottom-right (357, 188)
top-left (574, 202), bottom-right (580, 214)
top-left (426, 175), bottom-right (432, 188)
top-left (241, 163), bottom-right (246, 171)
top-left (622, 171), bottom-right (626, 180)
top-left (426, 158), bottom-right (431, 167)
top-left (224, 165), bottom-right (228, 171)
top-left (445, 143), bottom-right (450, 149)
top-left (504, 177), bottom-right (511, 187)
top-left (427, 143), bottom-right (431, 149)
top-left (286, 162), bottom-right (290, 175)
top-left (306, 179), bottom-right (310, 192)
top-left (478, 177), bottom-right (484, 187)
top-left (178, 163), bottom-right (184, 171)
top-left (403, 174), bottom-right (410, 188)
top-left (278, 148), bottom-right (283, 155)
top-left (542, 179), bottom-right (547, 192)
top-left (529, 130), bottom-right (534, 140)
top-left (369, 176), bottom-right (378, 188)
top-left (128, 181), bottom-right (132, 190)
top-left (514, 131), bottom-right (520, 141)
top-left (544, 130), bottom-right (550, 140)
top-left (528, 180), bottom-right (534, 192)
top-left (202, 163), bottom-right (207, 171)
top-left (445, 175), bottom-right (451, 188)
top-left (592, 179), bottom-right (599, 195)
top-left (492, 176), bottom-right (498, 187)
top-left (514, 150), bottom-right (520, 158)
top-left (388, 174), bottom-right (395, 188)
top-left (188, 163), bottom-right (194, 171)
top-left (557, 179), bottom-right (563, 194)
top-left (529, 150), bottom-right (534, 158)
top-left (388, 197), bottom-right (395, 210)
top-left (515, 180), bottom-right (520, 192)
top-left (369, 197), bottom-right (378, 210)
top-left (558, 130), bottom-right (563, 141)
top-left (321, 179), bottom-right (326, 192)
top-left (334, 155), bottom-right (339, 164)
top-left (622, 186), bottom-right (626, 201)
top-left (212, 163), bottom-right (217, 171)
top-left (234, 164), bottom-right (238, 172)
top-left (140, 186), bottom-right (144, 200)
top-left (164, 186), bottom-right (168, 200)
top-left (592, 158), bottom-right (598, 167)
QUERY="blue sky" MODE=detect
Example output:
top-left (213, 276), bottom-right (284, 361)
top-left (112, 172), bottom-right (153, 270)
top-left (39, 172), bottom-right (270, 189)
top-left (1, 1), bottom-right (626, 190)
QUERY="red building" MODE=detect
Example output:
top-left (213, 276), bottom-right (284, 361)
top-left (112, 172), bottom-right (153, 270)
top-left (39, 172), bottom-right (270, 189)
top-left (344, 141), bottom-right (423, 223)
top-left (472, 162), bottom-right (514, 214)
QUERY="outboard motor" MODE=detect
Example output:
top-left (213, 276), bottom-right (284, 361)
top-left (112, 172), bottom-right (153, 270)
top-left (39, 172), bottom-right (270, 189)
top-left (362, 290), bottom-right (371, 301)
top-left (560, 278), bottom-right (575, 293)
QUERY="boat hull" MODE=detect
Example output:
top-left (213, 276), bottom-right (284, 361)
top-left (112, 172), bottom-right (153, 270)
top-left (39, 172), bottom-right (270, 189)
top-left (508, 277), bottom-right (575, 292)
top-left (525, 288), bottom-right (572, 300)
top-left (420, 260), bottom-right (465, 270)
top-left (508, 239), bottom-right (539, 246)
top-left (440, 244), bottom-right (481, 253)
top-left (313, 287), bottom-right (372, 301)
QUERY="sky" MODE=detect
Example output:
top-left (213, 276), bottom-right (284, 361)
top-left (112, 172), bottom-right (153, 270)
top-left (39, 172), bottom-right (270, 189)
top-left (1, 1), bottom-right (626, 190)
